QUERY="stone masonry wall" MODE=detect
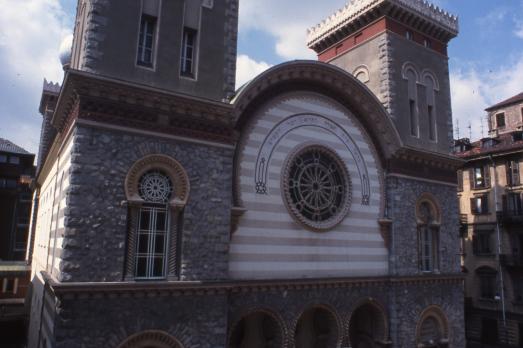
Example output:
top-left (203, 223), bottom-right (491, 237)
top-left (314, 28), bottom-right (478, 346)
top-left (386, 175), bottom-right (461, 276)
top-left (60, 124), bottom-right (233, 282)
top-left (53, 292), bottom-right (228, 348)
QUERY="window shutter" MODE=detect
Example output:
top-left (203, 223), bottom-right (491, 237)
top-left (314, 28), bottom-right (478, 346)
top-left (506, 161), bottom-right (512, 186)
top-left (471, 198), bottom-right (477, 214)
top-left (469, 169), bottom-right (475, 189)
top-left (484, 165), bottom-right (491, 188)
top-left (457, 170), bottom-right (463, 192)
top-left (514, 161), bottom-right (520, 186)
top-left (472, 235), bottom-right (478, 254)
top-left (482, 195), bottom-right (489, 213)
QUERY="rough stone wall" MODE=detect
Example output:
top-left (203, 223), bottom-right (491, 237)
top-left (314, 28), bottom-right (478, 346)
top-left (60, 124), bottom-right (233, 282)
top-left (386, 175), bottom-right (461, 276)
top-left (53, 293), bottom-right (228, 348)
top-left (389, 281), bottom-right (465, 348)
top-left (223, 0), bottom-right (239, 99)
top-left (80, 0), bottom-right (109, 72)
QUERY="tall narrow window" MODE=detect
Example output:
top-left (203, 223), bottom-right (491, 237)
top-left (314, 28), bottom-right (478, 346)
top-left (135, 171), bottom-right (172, 279)
top-left (424, 74), bottom-right (438, 141)
top-left (470, 165), bottom-right (490, 189)
top-left (404, 68), bottom-right (419, 137)
top-left (471, 195), bottom-right (489, 215)
top-left (137, 15), bottom-right (157, 67)
top-left (428, 105), bottom-right (436, 140)
top-left (496, 112), bottom-right (506, 128)
top-left (181, 27), bottom-right (197, 77)
top-left (477, 267), bottom-right (497, 300)
top-left (507, 160), bottom-right (520, 186)
top-left (417, 199), bottom-right (440, 273)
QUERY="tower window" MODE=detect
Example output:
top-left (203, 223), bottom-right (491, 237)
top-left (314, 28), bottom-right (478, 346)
top-left (137, 15), bottom-right (157, 67)
top-left (496, 112), bottom-right (506, 128)
top-left (409, 99), bottom-right (418, 136)
top-left (417, 200), bottom-right (440, 273)
top-left (428, 105), bottom-right (436, 140)
top-left (181, 27), bottom-right (197, 77)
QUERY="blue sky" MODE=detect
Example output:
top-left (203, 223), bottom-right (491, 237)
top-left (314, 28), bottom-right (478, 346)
top-left (0, 0), bottom-right (522, 154)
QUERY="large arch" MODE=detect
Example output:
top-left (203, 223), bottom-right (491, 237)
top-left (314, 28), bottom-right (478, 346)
top-left (293, 304), bottom-right (342, 348)
top-left (232, 60), bottom-right (402, 164)
top-left (228, 308), bottom-right (286, 348)
top-left (348, 299), bottom-right (389, 348)
top-left (415, 306), bottom-right (450, 347)
top-left (117, 330), bottom-right (183, 348)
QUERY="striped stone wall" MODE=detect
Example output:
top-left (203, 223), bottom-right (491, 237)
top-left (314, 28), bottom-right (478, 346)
top-left (230, 91), bottom-right (388, 279)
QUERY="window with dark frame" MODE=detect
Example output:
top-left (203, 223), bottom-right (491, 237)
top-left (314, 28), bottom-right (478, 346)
top-left (470, 165), bottom-right (490, 189)
top-left (137, 15), bottom-right (157, 67)
top-left (428, 105), bottom-right (436, 141)
top-left (181, 27), bottom-right (197, 77)
top-left (409, 99), bottom-right (417, 137)
top-left (471, 195), bottom-right (489, 215)
top-left (473, 230), bottom-right (493, 255)
top-left (478, 268), bottom-right (497, 300)
top-left (406, 30), bottom-right (413, 40)
top-left (507, 160), bottom-right (520, 186)
top-left (496, 112), bottom-right (506, 128)
top-left (504, 192), bottom-right (523, 216)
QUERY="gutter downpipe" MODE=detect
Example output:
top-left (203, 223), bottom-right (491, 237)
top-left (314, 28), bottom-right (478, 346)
top-left (489, 154), bottom-right (507, 327)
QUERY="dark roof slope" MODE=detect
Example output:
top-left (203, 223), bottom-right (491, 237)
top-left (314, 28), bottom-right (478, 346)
top-left (485, 92), bottom-right (523, 111)
top-left (0, 138), bottom-right (31, 155)
top-left (455, 132), bottom-right (523, 159)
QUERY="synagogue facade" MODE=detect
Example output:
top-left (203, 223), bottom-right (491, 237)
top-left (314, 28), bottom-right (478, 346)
top-left (27, 0), bottom-right (465, 347)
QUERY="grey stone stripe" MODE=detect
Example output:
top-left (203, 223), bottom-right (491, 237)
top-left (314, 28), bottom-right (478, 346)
top-left (238, 218), bottom-right (379, 234)
top-left (246, 126), bottom-right (373, 157)
top-left (240, 167), bottom-right (381, 184)
top-left (229, 252), bottom-right (388, 263)
top-left (230, 268), bottom-right (387, 279)
top-left (231, 234), bottom-right (383, 248)
top-left (239, 201), bottom-right (379, 220)
top-left (248, 119), bottom-right (368, 146)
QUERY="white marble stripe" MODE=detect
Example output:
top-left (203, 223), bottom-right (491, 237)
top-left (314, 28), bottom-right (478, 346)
top-left (229, 268), bottom-right (388, 279)
top-left (239, 193), bottom-right (381, 213)
top-left (230, 243), bottom-right (387, 255)
top-left (233, 227), bottom-right (383, 241)
top-left (229, 261), bottom-right (388, 272)
top-left (238, 213), bottom-right (379, 229)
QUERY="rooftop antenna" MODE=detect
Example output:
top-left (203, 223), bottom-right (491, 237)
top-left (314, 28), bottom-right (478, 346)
top-left (455, 119), bottom-right (460, 139)
top-left (481, 117), bottom-right (485, 138)
top-left (468, 122), bottom-right (472, 140)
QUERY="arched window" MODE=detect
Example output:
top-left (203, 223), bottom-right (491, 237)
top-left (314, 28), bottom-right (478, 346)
top-left (416, 306), bottom-right (449, 347)
top-left (229, 309), bottom-right (285, 348)
top-left (402, 63), bottom-right (420, 138)
top-left (422, 71), bottom-right (439, 142)
top-left (416, 195), bottom-right (440, 273)
top-left (124, 155), bottom-right (190, 280)
top-left (118, 330), bottom-right (183, 348)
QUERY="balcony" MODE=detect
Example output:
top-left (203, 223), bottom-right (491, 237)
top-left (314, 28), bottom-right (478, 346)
top-left (499, 254), bottom-right (523, 268)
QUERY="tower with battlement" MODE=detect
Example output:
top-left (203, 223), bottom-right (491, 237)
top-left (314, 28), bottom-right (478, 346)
top-left (308, 0), bottom-right (458, 154)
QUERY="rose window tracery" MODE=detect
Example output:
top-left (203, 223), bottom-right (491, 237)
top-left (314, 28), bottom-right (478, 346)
top-left (138, 171), bottom-right (173, 203)
top-left (283, 145), bottom-right (351, 231)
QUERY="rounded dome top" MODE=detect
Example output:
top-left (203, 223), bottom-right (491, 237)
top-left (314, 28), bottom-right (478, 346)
top-left (59, 34), bottom-right (73, 68)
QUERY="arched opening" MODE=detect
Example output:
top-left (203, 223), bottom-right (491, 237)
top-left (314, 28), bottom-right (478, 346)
top-left (229, 310), bottom-right (284, 348)
top-left (416, 306), bottom-right (449, 347)
top-left (348, 302), bottom-right (387, 348)
top-left (117, 330), bottom-right (183, 348)
top-left (294, 306), bottom-right (339, 348)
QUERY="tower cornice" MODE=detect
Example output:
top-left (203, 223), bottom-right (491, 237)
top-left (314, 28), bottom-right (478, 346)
top-left (307, 0), bottom-right (458, 52)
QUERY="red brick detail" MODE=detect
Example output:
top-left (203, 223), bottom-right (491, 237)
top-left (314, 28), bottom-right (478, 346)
top-left (317, 17), bottom-right (447, 62)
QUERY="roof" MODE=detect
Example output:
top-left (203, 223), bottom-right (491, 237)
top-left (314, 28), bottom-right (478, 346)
top-left (485, 92), bottom-right (523, 112)
top-left (0, 138), bottom-right (31, 155)
top-left (454, 132), bottom-right (523, 159)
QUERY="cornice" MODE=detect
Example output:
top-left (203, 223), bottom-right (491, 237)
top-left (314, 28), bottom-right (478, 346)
top-left (52, 70), bottom-right (235, 145)
top-left (307, 0), bottom-right (458, 52)
top-left (42, 272), bottom-right (464, 300)
top-left (392, 146), bottom-right (464, 170)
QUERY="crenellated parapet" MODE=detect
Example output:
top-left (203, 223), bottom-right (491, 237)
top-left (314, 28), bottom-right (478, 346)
top-left (307, 0), bottom-right (458, 52)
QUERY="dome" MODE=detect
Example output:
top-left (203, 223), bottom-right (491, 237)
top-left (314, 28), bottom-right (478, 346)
top-left (58, 34), bottom-right (73, 68)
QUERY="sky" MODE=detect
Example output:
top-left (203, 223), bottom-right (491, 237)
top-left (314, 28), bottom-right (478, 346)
top-left (0, 0), bottom-right (522, 155)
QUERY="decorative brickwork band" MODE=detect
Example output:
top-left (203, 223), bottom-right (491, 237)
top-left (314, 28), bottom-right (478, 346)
top-left (117, 330), bottom-right (183, 348)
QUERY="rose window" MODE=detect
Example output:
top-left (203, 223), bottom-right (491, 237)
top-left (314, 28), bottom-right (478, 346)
top-left (138, 171), bottom-right (173, 203)
top-left (283, 145), bottom-right (351, 231)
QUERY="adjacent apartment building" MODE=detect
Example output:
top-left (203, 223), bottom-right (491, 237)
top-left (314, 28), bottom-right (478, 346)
top-left (0, 138), bottom-right (35, 347)
top-left (455, 92), bottom-right (523, 347)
